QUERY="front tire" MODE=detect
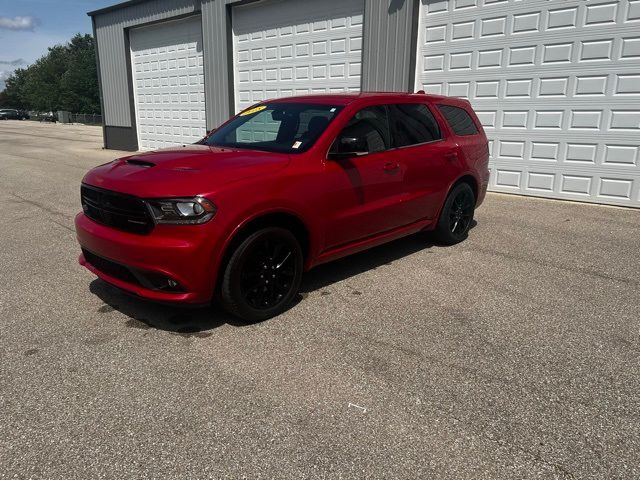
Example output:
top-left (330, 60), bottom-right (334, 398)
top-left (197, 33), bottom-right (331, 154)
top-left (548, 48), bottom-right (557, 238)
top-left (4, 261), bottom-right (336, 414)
top-left (220, 227), bottom-right (303, 322)
top-left (433, 182), bottom-right (476, 245)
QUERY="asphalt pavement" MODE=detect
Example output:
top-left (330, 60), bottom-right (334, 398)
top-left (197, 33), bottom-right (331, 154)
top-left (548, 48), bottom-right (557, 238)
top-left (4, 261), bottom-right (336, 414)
top-left (1, 121), bottom-right (639, 479)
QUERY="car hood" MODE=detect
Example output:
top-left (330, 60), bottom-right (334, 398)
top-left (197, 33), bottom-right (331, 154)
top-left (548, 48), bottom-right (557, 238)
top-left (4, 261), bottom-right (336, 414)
top-left (82, 145), bottom-right (291, 198)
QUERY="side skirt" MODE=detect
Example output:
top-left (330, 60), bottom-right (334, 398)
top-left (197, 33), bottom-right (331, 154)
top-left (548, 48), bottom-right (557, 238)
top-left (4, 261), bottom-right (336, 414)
top-left (310, 218), bottom-right (434, 269)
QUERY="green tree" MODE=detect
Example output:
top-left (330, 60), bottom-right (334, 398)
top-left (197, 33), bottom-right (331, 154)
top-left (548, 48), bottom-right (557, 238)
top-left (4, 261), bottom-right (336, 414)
top-left (60, 34), bottom-right (100, 113)
top-left (21, 44), bottom-right (69, 111)
top-left (0, 33), bottom-right (100, 113)
top-left (1, 68), bottom-right (29, 109)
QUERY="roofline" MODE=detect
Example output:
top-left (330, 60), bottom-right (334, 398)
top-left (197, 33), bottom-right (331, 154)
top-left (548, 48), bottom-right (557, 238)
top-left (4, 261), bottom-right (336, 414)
top-left (87, 0), bottom-right (151, 16)
top-left (261, 91), bottom-right (449, 106)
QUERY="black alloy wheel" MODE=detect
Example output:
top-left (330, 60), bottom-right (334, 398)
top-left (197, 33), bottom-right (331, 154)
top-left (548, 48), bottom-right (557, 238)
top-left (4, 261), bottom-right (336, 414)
top-left (220, 227), bottom-right (303, 322)
top-left (240, 236), bottom-right (296, 309)
top-left (433, 182), bottom-right (476, 245)
top-left (448, 187), bottom-right (474, 236)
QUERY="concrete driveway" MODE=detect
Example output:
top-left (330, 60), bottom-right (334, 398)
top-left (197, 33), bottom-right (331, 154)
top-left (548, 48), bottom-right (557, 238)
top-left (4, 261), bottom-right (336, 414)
top-left (1, 120), bottom-right (638, 479)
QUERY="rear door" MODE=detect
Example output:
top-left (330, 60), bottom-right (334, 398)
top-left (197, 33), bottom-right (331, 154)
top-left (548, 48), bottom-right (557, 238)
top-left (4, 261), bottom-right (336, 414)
top-left (386, 102), bottom-right (459, 221)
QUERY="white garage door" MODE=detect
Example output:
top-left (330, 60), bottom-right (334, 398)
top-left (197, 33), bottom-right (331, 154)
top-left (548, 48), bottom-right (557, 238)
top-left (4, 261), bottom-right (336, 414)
top-left (416, 0), bottom-right (640, 208)
top-left (232, 0), bottom-right (364, 112)
top-left (130, 16), bottom-right (206, 151)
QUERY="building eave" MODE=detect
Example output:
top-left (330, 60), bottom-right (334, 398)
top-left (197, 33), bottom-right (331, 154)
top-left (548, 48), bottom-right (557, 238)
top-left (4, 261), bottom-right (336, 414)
top-left (87, 0), bottom-right (152, 17)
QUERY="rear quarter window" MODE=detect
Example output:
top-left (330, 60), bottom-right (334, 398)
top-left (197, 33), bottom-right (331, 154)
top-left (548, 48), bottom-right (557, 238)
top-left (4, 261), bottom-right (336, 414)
top-left (388, 103), bottom-right (441, 147)
top-left (438, 104), bottom-right (479, 136)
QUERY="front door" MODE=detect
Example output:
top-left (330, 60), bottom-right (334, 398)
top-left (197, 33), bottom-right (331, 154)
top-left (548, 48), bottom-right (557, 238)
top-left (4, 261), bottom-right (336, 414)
top-left (322, 105), bottom-right (410, 250)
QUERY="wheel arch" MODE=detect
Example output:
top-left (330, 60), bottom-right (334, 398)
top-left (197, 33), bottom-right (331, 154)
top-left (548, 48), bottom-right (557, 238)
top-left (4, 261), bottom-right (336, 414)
top-left (451, 173), bottom-right (479, 201)
top-left (431, 173), bottom-right (479, 228)
top-left (215, 210), bottom-right (312, 294)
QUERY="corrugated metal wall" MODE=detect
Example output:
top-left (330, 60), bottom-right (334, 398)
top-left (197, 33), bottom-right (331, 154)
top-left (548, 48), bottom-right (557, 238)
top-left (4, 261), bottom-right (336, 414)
top-left (94, 0), bottom-right (201, 127)
top-left (362, 0), bottom-right (417, 92)
top-left (93, 0), bottom-right (419, 131)
top-left (201, 0), bottom-right (232, 129)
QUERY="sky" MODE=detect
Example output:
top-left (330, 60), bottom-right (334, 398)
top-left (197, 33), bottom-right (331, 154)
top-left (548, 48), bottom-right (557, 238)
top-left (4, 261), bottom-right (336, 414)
top-left (0, 0), bottom-right (116, 90)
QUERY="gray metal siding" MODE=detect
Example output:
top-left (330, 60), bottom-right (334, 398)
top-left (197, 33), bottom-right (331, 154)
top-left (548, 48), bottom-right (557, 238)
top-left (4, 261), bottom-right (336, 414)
top-left (201, 0), bottom-right (233, 129)
top-left (94, 0), bottom-right (201, 127)
top-left (91, 16), bottom-right (108, 148)
top-left (104, 126), bottom-right (138, 150)
top-left (362, 0), bottom-right (417, 92)
top-left (93, 0), bottom-right (416, 135)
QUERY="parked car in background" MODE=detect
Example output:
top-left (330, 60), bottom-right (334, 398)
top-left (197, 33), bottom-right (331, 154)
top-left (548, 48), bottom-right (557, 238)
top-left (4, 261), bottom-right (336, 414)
top-left (0, 109), bottom-right (29, 120)
top-left (40, 111), bottom-right (57, 123)
top-left (76, 92), bottom-right (490, 322)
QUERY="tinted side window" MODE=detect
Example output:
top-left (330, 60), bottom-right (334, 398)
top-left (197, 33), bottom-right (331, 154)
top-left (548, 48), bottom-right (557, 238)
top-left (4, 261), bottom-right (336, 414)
top-left (296, 109), bottom-right (334, 140)
top-left (333, 105), bottom-right (391, 154)
top-left (388, 103), bottom-right (441, 147)
top-left (438, 105), bottom-right (479, 136)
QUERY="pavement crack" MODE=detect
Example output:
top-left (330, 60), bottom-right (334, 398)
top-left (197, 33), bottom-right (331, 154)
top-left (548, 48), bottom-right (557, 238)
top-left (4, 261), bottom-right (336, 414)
top-left (336, 325), bottom-right (581, 478)
top-left (3, 129), bottom-right (99, 144)
top-left (2, 150), bottom-right (88, 171)
top-left (474, 246), bottom-right (638, 287)
top-left (513, 444), bottom-right (577, 479)
top-left (8, 192), bottom-right (73, 221)
top-left (444, 410), bottom-right (577, 479)
top-left (49, 218), bottom-right (74, 232)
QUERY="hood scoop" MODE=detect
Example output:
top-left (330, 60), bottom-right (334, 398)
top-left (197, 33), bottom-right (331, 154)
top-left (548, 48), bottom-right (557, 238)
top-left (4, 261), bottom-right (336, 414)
top-left (126, 159), bottom-right (156, 168)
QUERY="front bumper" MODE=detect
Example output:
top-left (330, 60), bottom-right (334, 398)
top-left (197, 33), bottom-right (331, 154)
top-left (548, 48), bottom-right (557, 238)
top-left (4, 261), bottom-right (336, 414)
top-left (75, 213), bottom-right (218, 304)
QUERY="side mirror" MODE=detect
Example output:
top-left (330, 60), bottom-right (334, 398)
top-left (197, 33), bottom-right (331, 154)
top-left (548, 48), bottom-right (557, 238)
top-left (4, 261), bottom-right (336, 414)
top-left (329, 136), bottom-right (368, 159)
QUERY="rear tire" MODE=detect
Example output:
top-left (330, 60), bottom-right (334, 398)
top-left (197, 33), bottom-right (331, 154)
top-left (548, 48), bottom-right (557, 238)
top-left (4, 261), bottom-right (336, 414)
top-left (220, 227), bottom-right (303, 322)
top-left (433, 182), bottom-right (476, 245)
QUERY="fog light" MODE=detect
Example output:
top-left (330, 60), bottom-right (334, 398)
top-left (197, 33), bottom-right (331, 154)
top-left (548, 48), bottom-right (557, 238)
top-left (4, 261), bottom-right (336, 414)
top-left (167, 279), bottom-right (178, 288)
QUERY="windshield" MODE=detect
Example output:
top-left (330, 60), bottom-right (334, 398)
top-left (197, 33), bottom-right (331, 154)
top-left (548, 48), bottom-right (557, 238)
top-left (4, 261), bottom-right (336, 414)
top-left (205, 103), bottom-right (343, 153)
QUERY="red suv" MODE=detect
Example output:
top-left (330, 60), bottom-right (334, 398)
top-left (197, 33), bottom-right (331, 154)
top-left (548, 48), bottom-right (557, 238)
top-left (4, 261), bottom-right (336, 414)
top-left (76, 93), bottom-right (489, 321)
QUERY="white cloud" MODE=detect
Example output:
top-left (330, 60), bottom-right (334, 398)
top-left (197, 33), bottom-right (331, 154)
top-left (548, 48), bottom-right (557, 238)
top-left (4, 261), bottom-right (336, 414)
top-left (0, 59), bottom-right (26, 66)
top-left (0, 25), bottom-right (70, 92)
top-left (0, 29), bottom-right (68, 92)
top-left (0, 63), bottom-right (29, 92)
top-left (0, 16), bottom-right (39, 31)
top-left (0, 70), bottom-right (11, 92)
top-left (0, 60), bottom-right (29, 92)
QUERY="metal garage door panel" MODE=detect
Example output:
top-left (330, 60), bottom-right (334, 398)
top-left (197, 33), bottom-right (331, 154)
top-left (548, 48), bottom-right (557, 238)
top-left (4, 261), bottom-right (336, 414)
top-left (130, 16), bottom-right (206, 151)
top-left (232, 0), bottom-right (364, 112)
top-left (416, 0), bottom-right (640, 208)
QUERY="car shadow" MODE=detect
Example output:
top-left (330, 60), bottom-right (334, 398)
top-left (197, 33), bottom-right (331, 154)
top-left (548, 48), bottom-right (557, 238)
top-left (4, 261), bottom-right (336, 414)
top-left (89, 280), bottom-right (236, 335)
top-left (88, 224), bottom-right (476, 334)
top-left (301, 221), bottom-right (477, 292)
top-left (301, 232), bottom-right (435, 293)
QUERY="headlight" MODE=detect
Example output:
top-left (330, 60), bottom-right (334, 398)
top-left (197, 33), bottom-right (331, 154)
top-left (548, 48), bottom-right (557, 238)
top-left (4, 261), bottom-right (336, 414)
top-left (146, 196), bottom-right (217, 224)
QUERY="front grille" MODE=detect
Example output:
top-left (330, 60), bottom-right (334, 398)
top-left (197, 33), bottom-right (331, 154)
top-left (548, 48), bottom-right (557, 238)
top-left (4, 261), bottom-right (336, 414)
top-left (81, 184), bottom-right (153, 234)
top-left (82, 249), bottom-right (142, 286)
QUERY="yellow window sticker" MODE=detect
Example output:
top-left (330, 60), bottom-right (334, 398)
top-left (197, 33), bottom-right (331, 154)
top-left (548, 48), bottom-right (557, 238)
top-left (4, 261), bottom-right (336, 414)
top-left (239, 105), bottom-right (267, 116)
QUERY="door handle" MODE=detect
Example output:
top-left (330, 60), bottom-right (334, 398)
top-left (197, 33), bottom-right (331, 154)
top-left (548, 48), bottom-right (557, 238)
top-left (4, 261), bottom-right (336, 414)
top-left (383, 162), bottom-right (400, 172)
top-left (444, 151), bottom-right (458, 162)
